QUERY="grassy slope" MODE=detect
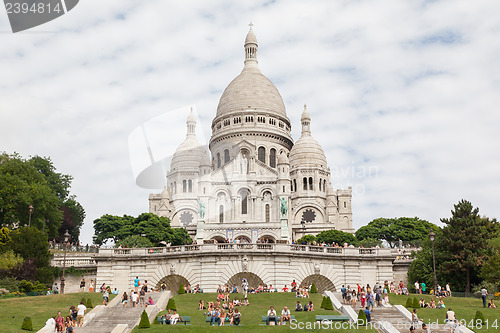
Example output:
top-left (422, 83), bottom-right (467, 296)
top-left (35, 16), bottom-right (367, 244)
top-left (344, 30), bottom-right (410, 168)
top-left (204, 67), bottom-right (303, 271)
top-left (0, 292), bottom-right (114, 333)
top-left (388, 294), bottom-right (499, 333)
top-left (133, 292), bottom-right (377, 333)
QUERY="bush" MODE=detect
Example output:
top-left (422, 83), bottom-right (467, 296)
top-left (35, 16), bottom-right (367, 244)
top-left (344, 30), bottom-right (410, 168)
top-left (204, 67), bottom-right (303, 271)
top-left (474, 311), bottom-right (485, 326)
top-left (86, 298), bottom-right (94, 309)
top-left (80, 297), bottom-right (86, 304)
top-left (178, 283), bottom-right (185, 294)
top-left (412, 297), bottom-right (419, 308)
top-left (138, 310), bottom-right (151, 328)
top-left (357, 309), bottom-right (367, 326)
top-left (21, 317), bottom-right (33, 331)
top-left (324, 296), bottom-right (334, 310)
top-left (0, 277), bottom-right (19, 292)
top-left (166, 298), bottom-right (176, 310)
top-left (310, 283), bottom-right (318, 293)
top-left (405, 298), bottom-right (413, 308)
top-left (320, 296), bottom-right (327, 309)
top-left (18, 280), bottom-right (34, 293)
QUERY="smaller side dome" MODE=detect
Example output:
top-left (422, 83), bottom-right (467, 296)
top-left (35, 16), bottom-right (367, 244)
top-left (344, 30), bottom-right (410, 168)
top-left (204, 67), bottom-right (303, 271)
top-left (277, 151), bottom-right (289, 165)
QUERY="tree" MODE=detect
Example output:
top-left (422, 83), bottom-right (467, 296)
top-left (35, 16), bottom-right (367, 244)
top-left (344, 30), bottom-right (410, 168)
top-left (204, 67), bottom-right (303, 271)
top-left (480, 231), bottom-right (500, 288)
top-left (138, 310), bottom-right (151, 328)
top-left (9, 227), bottom-right (51, 268)
top-left (439, 200), bottom-right (496, 293)
top-left (116, 235), bottom-right (153, 248)
top-left (93, 213), bottom-right (190, 247)
top-left (324, 297), bottom-right (334, 310)
top-left (310, 283), bottom-right (318, 293)
top-left (357, 309), bottom-right (367, 325)
top-left (178, 283), bottom-right (185, 294)
top-left (166, 298), bottom-right (176, 310)
top-left (356, 217), bottom-right (435, 248)
top-left (316, 229), bottom-right (358, 246)
top-left (296, 235), bottom-right (316, 244)
top-left (21, 317), bottom-right (33, 331)
top-left (0, 153), bottom-right (84, 240)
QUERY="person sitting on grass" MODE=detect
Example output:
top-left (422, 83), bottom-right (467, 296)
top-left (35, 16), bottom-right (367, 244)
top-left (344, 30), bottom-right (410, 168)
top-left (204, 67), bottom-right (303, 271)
top-left (488, 299), bottom-right (497, 308)
top-left (419, 298), bottom-right (425, 307)
top-left (266, 306), bottom-right (277, 325)
top-left (295, 301), bottom-right (303, 311)
top-left (234, 298), bottom-right (241, 306)
top-left (282, 285), bottom-right (289, 292)
top-left (438, 299), bottom-right (445, 308)
top-left (242, 297), bottom-right (249, 306)
top-left (219, 308), bottom-right (226, 326)
top-left (198, 300), bottom-right (205, 310)
top-left (430, 298), bottom-right (436, 308)
top-left (222, 301), bottom-right (228, 309)
top-left (232, 308), bottom-right (241, 326)
top-left (307, 301), bottom-right (314, 311)
top-left (281, 306), bottom-right (291, 325)
top-left (302, 288), bottom-right (309, 298)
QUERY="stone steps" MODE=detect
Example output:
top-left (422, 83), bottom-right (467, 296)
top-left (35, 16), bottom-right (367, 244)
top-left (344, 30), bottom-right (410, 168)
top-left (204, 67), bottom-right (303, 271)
top-left (77, 292), bottom-right (162, 333)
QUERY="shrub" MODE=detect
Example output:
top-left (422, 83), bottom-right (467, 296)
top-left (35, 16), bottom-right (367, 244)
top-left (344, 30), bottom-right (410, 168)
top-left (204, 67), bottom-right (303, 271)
top-left (310, 283), bottom-right (318, 293)
top-left (138, 310), bottom-right (150, 328)
top-left (18, 280), bottom-right (34, 293)
top-left (86, 298), bottom-right (94, 309)
top-left (320, 296), bottom-right (327, 308)
top-left (412, 297), bottom-right (419, 308)
top-left (21, 317), bottom-right (33, 331)
top-left (324, 297), bottom-right (334, 310)
top-left (357, 309), bottom-right (367, 326)
top-left (405, 298), bottom-right (413, 308)
top-left (166, 298), bottom-right (176, 310)
top-left (80, 297), bottom-right (86, 304)
top-left (474, 311), bottom-right (485, 326)
top-left (0, 277), bottom-right (20, 292)
top-left (178, 283), bottom-right (185, 294)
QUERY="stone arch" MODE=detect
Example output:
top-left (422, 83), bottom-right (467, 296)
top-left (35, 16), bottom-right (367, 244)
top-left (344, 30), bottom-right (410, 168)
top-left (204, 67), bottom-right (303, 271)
top-left (258, 235), bottom-right (276, 243)
top-left (156, 274), bottom-right (190, 294)
top-left (235, 235), bottom-right (251, 243)
top-left (211, 235), bottom-right (226, 243)
top-left (300, 274), bottom-right (336, 293)
top-left (227, 272), bottom-right (264, 289)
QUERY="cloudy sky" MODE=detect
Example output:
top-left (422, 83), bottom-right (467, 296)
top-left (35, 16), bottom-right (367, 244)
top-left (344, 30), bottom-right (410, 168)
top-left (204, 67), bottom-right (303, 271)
top-left (1, 0), bottom-right (499, 245)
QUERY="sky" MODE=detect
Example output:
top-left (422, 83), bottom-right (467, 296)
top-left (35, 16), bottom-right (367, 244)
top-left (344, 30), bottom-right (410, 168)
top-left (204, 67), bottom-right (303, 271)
top-left (1, 0), bottom-right (499, 245)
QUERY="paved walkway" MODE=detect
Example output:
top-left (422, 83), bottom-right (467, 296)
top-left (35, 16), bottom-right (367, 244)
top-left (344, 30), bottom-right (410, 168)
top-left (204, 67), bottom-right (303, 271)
top-left (77, 292), bottom-right (163, 333)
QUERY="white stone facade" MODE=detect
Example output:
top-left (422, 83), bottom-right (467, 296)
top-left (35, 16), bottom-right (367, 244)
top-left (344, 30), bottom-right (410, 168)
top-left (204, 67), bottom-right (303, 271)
top-left (149, 28), bottom-right (353, 242)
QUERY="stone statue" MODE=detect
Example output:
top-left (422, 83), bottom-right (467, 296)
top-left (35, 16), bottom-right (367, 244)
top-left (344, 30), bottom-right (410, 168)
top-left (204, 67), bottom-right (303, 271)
top-left (280, 197), bottom-right (288, 218)
top-left (241, 154), bottom-right (248, 174)
top-left (170, 263), bottom-right (176, 274)
top-left (198, 199), bottom-right (205, 219)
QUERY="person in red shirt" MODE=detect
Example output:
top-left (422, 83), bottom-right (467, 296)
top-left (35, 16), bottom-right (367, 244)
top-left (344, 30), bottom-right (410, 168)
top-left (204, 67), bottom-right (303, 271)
top-left (291, 280), bottom-right (297, 292)
top-left (55, 311), bottom-right (64, 332)
top-left (282, 285), bottom-right (289, 292)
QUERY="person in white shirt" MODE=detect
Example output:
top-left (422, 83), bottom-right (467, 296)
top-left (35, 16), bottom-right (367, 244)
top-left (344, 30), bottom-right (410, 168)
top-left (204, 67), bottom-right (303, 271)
top-left (280, 306), bottom-right (291, 325)
top-left (266, 306), bottom-right (277, 325)
top-left (446, 308), bottom-right (456, 322)
top-left (76, 301), bottom-right (87, 327)
top-left (131, 291), bottom-right (139, 307)
top-left (414, 281), bottom-right (420, 294)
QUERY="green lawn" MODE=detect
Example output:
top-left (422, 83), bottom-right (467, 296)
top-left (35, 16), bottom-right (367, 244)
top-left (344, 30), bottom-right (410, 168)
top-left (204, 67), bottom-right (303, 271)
top-left (0, 292), bottom-right (114, 333)
top-left (133, 292), bottom-right (377, 333)
top-left (388, 294), bottom-right (499, 333)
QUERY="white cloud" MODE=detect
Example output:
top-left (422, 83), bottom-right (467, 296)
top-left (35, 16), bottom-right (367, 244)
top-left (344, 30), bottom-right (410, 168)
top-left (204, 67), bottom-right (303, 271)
top-left (1, 0), bottom-right (499, 244)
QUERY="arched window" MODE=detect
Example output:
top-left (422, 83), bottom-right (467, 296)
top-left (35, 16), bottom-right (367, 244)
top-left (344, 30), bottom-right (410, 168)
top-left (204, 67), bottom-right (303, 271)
top-left (217, 153), bottom-right (221, 168)
top-left (188, 179), bottom-right (192, 192)
top-left (294, 179), bottom-right (297, 192)
top-left (224, 149), bottom-right (230, 164)
top-left (309, 177), bottom-right (313, 190)
top-left (303, 177), bottom-right (307, 190)
top-left (182, 180), bottom-right (187, 193)
top-left (265, 204), bottom-right (270, 222)
top-left (319, 178), bottom-right (322, 191)
top-left (323, 179), bottom-right (327, 192)
top-left (258, 147), bottom-right (266, 163)
top-left (290, 180), bottom-right (293, 191)
top-left (269, 148), bottom-right (276, 168)
top-left (174, 181), bottom-right (177, 194)
top-left (241, 189), bottom-right (248, 215)
top-left (219, 205), bottom-right (224, 223)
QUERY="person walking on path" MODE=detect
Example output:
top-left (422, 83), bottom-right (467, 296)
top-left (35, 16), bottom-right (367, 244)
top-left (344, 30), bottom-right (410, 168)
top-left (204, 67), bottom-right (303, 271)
top-left (481, 286), bottom-right (488, 308)
top-left (76, 301), bottom-right (87, 327)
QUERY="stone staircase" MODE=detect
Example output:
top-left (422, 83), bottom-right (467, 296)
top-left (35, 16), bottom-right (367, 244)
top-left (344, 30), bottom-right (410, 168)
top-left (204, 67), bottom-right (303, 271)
top-left (77, 292), bottom-right (162, 333)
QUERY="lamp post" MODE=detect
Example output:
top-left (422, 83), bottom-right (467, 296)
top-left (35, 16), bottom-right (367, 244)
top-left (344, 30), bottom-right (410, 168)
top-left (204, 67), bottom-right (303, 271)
top-left (28, 204), bottom-right (34, 227)
top-left (429, 229), bottom-right (437, 296)
top-left (60, 230), bottom-right (71, 294)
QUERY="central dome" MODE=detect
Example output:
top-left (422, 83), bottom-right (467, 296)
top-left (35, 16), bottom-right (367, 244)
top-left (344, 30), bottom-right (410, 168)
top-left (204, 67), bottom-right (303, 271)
top-left (216, 68), bottom-right (287, 118)
top-left (215, 27), bottom-right (287, 119)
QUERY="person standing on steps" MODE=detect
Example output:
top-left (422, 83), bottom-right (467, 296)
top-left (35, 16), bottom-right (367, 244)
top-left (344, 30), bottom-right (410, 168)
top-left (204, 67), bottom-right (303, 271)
top-left (134, 276), bottom-right (140, 292)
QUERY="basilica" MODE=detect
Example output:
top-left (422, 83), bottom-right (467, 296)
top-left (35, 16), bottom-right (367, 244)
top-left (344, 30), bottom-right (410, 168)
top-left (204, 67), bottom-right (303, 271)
top-left (149, 27), bottom-right (353, 243)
